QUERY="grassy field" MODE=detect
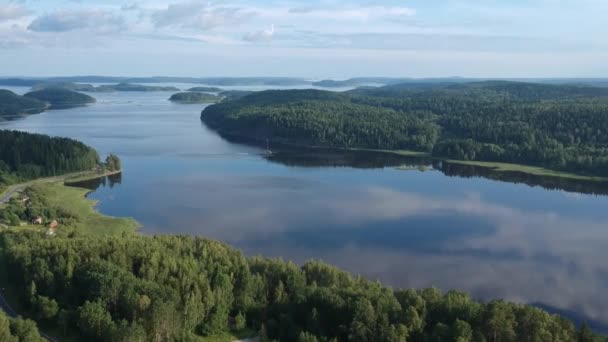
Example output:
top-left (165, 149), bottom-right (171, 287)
top-left (33, 182), bottom-right (139, 236)
top-left (445, 159), bottom-right (608, 182)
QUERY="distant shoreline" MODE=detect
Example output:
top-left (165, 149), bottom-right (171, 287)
top-left (209, 129), bottom-right (608, 183)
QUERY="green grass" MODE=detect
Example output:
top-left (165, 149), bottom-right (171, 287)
top-left (445, 159), bottom-right (608, 182)
top-left (33, 182), bottom-right (139, 236)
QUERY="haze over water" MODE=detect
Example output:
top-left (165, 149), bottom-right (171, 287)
top-left (2, 85), bottom-right (608, 330)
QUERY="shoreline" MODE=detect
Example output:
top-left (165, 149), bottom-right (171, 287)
top-left (209, 129), bottom-right (608, 183)
top-left (63, 169), bottom-right (122, 185)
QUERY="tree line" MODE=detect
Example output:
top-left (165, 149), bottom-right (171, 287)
top-left (0, 130), bottom-right (100, 187)
top-left (0, 230), bottom-right (603, 341)
top-left (201, 81), bottom-right (608, 176)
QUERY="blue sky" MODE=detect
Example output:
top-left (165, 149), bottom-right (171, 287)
top-left (1, 0), bottom-right (607, 78)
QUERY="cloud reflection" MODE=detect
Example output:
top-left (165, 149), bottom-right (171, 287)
top-left (129, 177), bottom-right (608, 324)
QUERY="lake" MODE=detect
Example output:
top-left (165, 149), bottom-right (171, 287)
top-left (2, 85), bottom-right (608, 330)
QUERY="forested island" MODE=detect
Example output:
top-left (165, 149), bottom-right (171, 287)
top-left (187, 86), bottom-right (223, 92)
top-left (0, 131), bottom-right (605, 341)
top-left (201, 81), bottom-right (608, 178)
top-left (95, 83), bottom-right (179, 92)
top-left (169, 91), bottom-right (222, 103)
top-left (0, 90), bottom-right (47, 119)
top-left (31, 82), bottom-right (97, 92)
top-left (31, 82), bottom-right (179, 93)
top-left (24, 88), bottom-right (95, 108)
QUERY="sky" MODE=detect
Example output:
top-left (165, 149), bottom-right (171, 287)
top-left (1, 0), bottom-right (607, 78)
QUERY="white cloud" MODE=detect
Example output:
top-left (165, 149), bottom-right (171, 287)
top-left (27, 10), bottom-right (126, 33)
top-left (0, 4), bottom-right (31, 22)
top-left (287, 5), bottom-right (416, 21)
top-left (151, 2), bottom-right (251, 30)
top-left (243, 24), bottom-right (274, 42)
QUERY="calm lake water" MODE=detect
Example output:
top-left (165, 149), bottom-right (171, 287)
top-left (2, 85), bottom-right (608, 330)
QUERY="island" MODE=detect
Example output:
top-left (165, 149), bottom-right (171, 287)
top-left (201, 81), bottom-right (608, 180)
top-left (95, 82), bottom-right (180, 92)
top-left (30, 81), bottom-right (180, 93)
top-left (169, 91), bottom-right (222, 103)
top-left (0, 89), bottom-right (47, 119)
top-left (31, 81), bottom-right (97, 92)
top-left (187, 86), bottom-right (223, 92)
top-left (0, 131), bottom-right (602, 341)
top-left (24, 88), bottom-right (95, 108)
top-left (218, 90), bottom-right (256, 99)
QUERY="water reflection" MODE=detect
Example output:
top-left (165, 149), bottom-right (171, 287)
top-left (266, 147), bottom-right (608, 196)
top-left (68, 172), bottom-right (122, 190)
top-left (79, 170), bottom-right (608, 331)
top-left (3, 87), bottom-right (608, 331)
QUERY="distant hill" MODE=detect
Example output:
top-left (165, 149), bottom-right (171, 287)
top-left (169, 92), bottom-right (221, 103)
top-left (0, 89), bottom-right (48, 118)
top-left (187, 86), bottom-right (223, 92)
top-left (31, 82), bottom-right (97, 92)
top-left (218, 90), bottom-right (256, 99)
top-left (95, 83), bottom-right (180, 92)
top-left (0, 76), bottom-right (311, 86)
top-left (24, 88), bottom-right (95, 108)
top-left (201, 80), bottom-right (608, 177)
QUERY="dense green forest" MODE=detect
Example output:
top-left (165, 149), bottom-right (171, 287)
top-left (0, 90), bottom-right (47, 118)
top-left (169, 92), bottom-right (222, 103)
top-left (0, 229), bottom-right (601, 342)
top-left (24, 88), bottom-right (95, 107)
top-left (201, 81), bottom-right (608, 177)
top-left (0, 130), bottom-right (100, 187)
top-left (0, 310), bottom-right (45, 342)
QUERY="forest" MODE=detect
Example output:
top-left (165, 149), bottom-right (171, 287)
top-left (0, 310), bottom-right (44, 342)
top-left (0, 130), bottom-right (100, 187)
top-left (0, 90), bottom-right (47, 118)
top-left (0, 229), bottom-right (601, 342)
top-left (187, 87), bottom-right (224, 93)
top-left (24, 88), bottom-right (95, 108)
top-left (201, 81), bottom-right (608, 177)
top-left (169, 92), bottom-right (222, 103)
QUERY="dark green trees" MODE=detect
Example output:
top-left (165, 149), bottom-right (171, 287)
top-left (169, 92), bottom-right (221, 103)
top-left (24, 88), bottom-right (95, 107)
top-left (0, 311), bottom-right (44, 342)
top-left (201, 82), bottom-right (608, 177)
top-left (0, 130), bottom-right (100, 184)
top-left (0, 230), bottom-right (593, 342)
top-left (105, 154), bottom-right (121, 172)
top-left (0, 90), bottom-right (47, 118)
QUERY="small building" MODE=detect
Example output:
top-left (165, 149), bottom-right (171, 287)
top-left (48, 220), bottom-right (58, 229)
top-left (32, 217), bottom-right (43, 225)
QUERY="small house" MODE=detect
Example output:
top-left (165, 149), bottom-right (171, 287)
top-left (48, 220), bottom-right (58, 229)
top-left (32, 217), bottom-right (43, 225)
